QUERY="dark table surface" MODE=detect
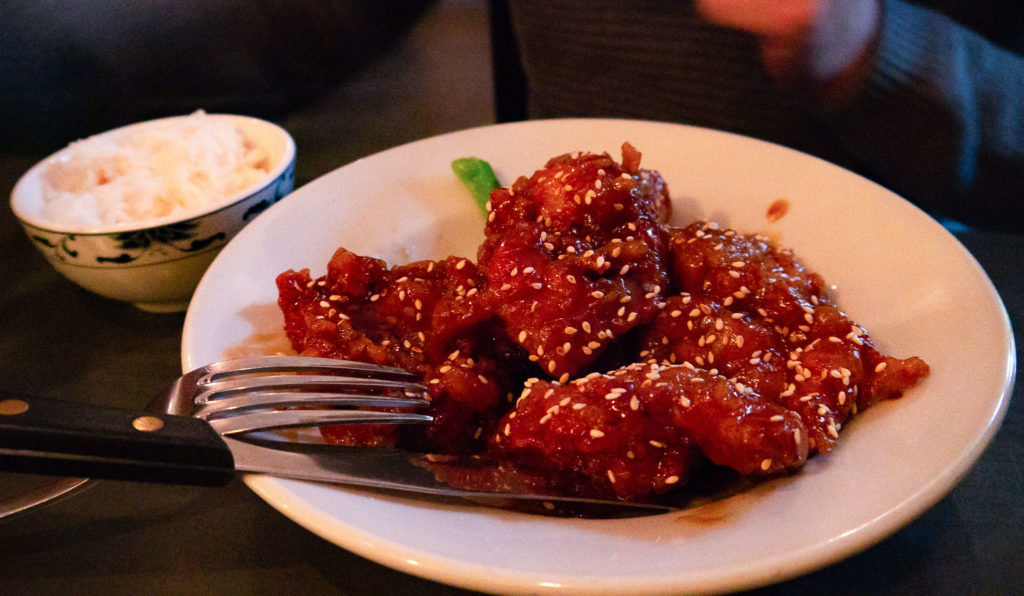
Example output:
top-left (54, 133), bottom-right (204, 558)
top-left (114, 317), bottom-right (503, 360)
top-left (1, 4), bottom-right (1021, 595)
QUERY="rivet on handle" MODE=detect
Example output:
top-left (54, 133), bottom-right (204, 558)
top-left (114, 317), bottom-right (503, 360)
top-left (132, 415), bottom-right (165, 432)
top-left (0, 399), bottom-right (29, 416)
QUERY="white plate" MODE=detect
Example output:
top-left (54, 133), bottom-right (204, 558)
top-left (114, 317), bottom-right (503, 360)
top-left (182, 119), bottom-right (1015, 595)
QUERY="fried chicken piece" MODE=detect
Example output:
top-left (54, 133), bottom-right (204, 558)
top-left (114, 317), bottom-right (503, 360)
top-left (778, 302), bottom-right (930, 451)
top-left (667, 222), bottom-right (826, 330)
top-left (658, 222), bottom-right (930, 452)
top-left (276, 248), bottom-right (527, 453)
top-left (639, 293), bottom-right (789, 398)
top-left (477, 143), bottom-right (671, 382)
top-left (488, 361), bottom-right (809, 500)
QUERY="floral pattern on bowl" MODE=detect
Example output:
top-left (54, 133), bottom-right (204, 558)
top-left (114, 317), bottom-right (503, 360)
top-left (21, 162), bottom-right (294, 269)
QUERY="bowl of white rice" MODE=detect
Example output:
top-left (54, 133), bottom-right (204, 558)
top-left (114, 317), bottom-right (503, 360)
top-left (10, 111), bottom-right (296, 312)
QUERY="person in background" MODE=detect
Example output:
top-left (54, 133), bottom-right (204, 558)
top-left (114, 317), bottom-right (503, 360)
top-left (499, 0), bottom-right (1024, 231)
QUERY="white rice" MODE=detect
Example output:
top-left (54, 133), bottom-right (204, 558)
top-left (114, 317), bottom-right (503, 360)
top-left (40, 111), bottom-right (273, 228)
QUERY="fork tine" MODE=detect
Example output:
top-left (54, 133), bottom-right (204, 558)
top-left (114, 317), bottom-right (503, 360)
top-left (182, 356), bottom-right (433, 442)
top-left (194, 375), bottom-right (427, 405)
top-left (207, 409), bottom-right (433, 436)
top-left (201, 356), bottom-right (417, 380)
top-left (194, 391), bottom-right (429, 419)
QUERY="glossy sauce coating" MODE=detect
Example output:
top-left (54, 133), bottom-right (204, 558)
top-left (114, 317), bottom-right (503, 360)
top-left (277, 250), bottom-right (527, 453)
top-left (276, 144), bottom-right (930, 501)
top-left (476, 144), bottom-right (671, 381)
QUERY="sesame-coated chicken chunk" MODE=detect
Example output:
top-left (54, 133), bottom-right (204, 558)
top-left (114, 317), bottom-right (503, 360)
top-left (489, 361), bottom-right (809, 500)
top-left (476, 143), bottom-right (671, 382)
top-left (653, 223), bottom-right (930, 452)
top-left (276, 248), bottom-right (528, 453)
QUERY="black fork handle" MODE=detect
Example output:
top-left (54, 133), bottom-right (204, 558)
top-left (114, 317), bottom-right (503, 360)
top-left (0, 391), bottom-right (235, 486)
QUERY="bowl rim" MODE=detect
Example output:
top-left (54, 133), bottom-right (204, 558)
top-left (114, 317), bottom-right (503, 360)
top-left (9, 113), bottom-right (296, 235)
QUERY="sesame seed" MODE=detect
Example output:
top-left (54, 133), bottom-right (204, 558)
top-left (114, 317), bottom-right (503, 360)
top-left (665, 475), bottom-right (680, 485)
top-left (590, 429), bottom-right (605, 438)
top-left (760, 458), bottom-right (772, 471)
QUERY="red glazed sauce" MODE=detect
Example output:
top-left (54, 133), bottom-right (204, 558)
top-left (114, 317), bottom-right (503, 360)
top-left (276, 143), bottom-right (929, 504)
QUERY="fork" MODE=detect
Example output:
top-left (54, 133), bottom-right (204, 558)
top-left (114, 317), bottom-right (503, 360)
top-left (161, 355), bottom-right (432, 437)
top-left (0, 356), bottom-right (677, 515)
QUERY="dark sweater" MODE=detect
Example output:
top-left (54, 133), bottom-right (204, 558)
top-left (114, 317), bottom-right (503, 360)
top-left (506, 0), bottom-right (1024, 230)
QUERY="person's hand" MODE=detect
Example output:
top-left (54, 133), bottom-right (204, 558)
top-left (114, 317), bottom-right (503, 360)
top-left (696, 0), bottom-right (881, 100)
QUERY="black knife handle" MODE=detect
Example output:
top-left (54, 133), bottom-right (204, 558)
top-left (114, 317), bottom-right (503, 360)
top-left (0, 392), bottom-right (235, 486)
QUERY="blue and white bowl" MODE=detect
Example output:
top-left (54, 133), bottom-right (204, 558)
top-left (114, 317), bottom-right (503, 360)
top-left (10, 114), bottom-right (296, 312)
